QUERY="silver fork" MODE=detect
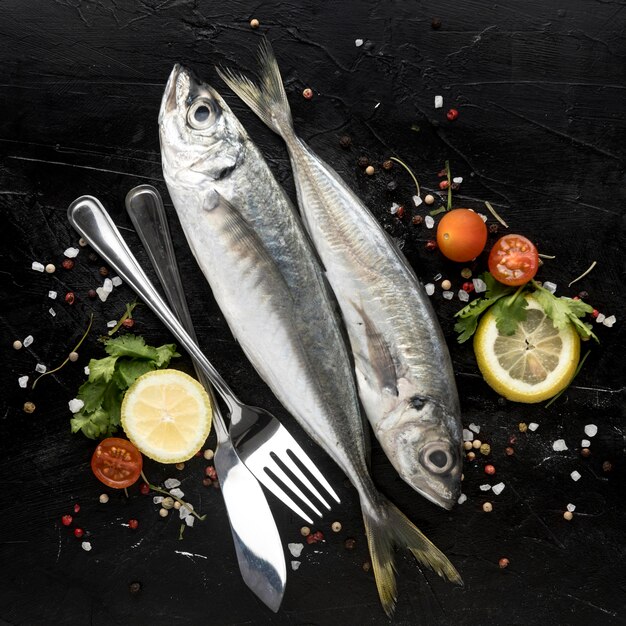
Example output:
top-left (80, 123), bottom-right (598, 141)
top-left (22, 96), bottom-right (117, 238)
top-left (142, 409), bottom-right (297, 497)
top-left (123, 185), bottom-right (340, 524)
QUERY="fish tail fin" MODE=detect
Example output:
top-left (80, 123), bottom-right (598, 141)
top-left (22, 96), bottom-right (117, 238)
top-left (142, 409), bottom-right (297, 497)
top-left (217, 38), bottom-right (293, 138)
top-left (362, 497), bottom-right (462, 617)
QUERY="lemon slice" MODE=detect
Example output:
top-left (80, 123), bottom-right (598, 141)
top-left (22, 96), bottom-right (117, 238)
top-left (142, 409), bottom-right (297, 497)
top-left (474, 296), bottom-right (580, 403)
top-left (121, 369), bottom-right (212, 463)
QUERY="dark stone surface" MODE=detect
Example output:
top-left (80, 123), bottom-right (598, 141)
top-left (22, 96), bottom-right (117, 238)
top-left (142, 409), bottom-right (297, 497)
top-left (1, 1), bottom-right (625, 624)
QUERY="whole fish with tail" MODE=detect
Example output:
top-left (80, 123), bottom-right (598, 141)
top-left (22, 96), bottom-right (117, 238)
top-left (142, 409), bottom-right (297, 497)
top-left (159, 64), bottom-right (461, 616)
top-left (218, 41), bottom-right (463, 510)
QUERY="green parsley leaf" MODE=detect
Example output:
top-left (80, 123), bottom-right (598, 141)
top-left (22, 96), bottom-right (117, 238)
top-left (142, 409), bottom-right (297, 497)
top-left (88, 355), bottom-right (118, 383)
top-left (70, 407), bottom-right (110, 439)
top-left (115, 359), bottom-right (156, 388)
top-left (154, 344), bottom-right (180, 368)
top-left (77, 379), bottom-right (108, 412)
top-left (105, 334), bottom-right (158, 361)
top-left (101, 384), bottom-right (123, 430)
top-left (492, 292), bottom-right (529, 336)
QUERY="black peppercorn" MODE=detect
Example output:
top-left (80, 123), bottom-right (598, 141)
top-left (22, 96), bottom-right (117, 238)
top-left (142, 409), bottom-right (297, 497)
top-left (129, 581), bottom-right (142, 594)
top-left (344, 538), bottom-right (356, 550)
top-left (382, 159), bottom-right (393, 170)
top-left (578, 291), bottom-right (589, 300)
top-left (99, 266), bottom-right (109, 277)
top-left (339, 135), bottom-right (352, 148)
top-left (88, 252), bottom-right (98, 263)
top-left (357, 156), bottom-right (369, 168)
top-left (88, 289), bottom-right (97, 299)
top-left (431, 18), bottom-right (442, 30)
top-left (489, 223), bottom-right (499, 234)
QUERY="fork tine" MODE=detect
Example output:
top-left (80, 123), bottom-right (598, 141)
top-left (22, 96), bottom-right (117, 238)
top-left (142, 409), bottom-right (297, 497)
top-left (244, 455), bottom-right (316, 524)
top-left (277, 446), bottom-right (331, 510)
top-left (285, 438), bottom-right (341, 504)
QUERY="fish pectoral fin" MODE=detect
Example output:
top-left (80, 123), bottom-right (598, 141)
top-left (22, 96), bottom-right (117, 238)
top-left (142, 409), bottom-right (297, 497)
top-left (351, 302), bottom-right (398, 397)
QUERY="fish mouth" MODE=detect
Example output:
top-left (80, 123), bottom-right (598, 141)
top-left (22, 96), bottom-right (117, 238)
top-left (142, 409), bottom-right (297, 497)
top-left (415, 482), bottom-right (459, 510)
top-left (160, 64), bottom-right (208, 121)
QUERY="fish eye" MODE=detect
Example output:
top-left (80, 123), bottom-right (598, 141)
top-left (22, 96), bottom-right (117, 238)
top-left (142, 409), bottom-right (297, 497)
top-left (420, 442), bottom-right (454, 474)
top-left (410, 396), bottom-right (427, 410)
top-left (187, 99), bottom-right (215, 130)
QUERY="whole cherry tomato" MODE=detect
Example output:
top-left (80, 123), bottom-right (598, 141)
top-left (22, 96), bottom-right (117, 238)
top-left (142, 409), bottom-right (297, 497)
top-left (436, 209), bottom-right (488, 262)
top-left (488, 234), bottom-right (539, 286)
top-left (91, 437), bottom-right (143, 489)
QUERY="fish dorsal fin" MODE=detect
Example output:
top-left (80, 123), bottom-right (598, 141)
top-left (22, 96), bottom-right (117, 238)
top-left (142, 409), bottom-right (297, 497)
top-left (351, 301), bottom-right (398, 397)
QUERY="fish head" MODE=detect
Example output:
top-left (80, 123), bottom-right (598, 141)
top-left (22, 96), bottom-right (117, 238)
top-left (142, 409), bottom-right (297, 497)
top-left (159, 64), bottom-right (244, 188)
top-left (378, 394), bottom-right (462, 509)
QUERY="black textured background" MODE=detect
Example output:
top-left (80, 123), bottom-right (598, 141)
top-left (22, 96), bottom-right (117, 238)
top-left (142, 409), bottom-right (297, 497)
top-left (1, 1), bottom-right (625, 624)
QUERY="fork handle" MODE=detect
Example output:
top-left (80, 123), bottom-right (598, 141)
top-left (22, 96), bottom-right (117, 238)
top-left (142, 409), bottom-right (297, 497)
top-left (67, 195), bottom-right (238, 414)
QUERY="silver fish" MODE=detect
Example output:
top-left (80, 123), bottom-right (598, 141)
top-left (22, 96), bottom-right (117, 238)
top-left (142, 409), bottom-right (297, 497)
top-left (218, 41), bottom-right (463, 510)
top-left (159, 65), bottom-right (461, 616)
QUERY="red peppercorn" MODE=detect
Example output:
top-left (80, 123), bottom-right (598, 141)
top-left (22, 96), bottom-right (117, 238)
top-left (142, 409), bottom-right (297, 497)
top-left (306, 530), bottom-right (325, 544)
top-left (139, 483), bottom-right (150, 495)
top-left (74, 527), bottom-right (84, 538)
top-left (412, 215), bottom-right (423, 225)
top-left (439, 180), bottom-right (449, 190)
top-left (505, 446), bottom-right (514, 456)
top-left (62, 258), bottom-right (75, 270)
top-left (446, 108), bottom-right (459, 121)
top-left (62, 514), bottom-right (73, 526)
top-left (591, 309), bottom-right (599, 318)
top-left (122, 318), bottom-right (135, 328)
top-left (425, 240), bottom-right (437, 251)
top-left (128, 519), bottom-right (139, 530)
top-left (73, 504), bottom-right (80, 514)
top-left (88, 289), bottom-right (97, 299)
top-left (205, 466), bottom-right (217, 480)
top-left (462, 282), bottom-right (475, 293)
top-left (65, 292), bottom-right (75, 305)
top-left (499, 557), bottom-right (510, 569)
top-left (437, 168), bottom-right (447, 178)
top-left (484, 464), bottom-right (496, 475)
top-left (396, 205), bottom-right (405, 219)
top-left (302, 88), bottom-right (313, 100)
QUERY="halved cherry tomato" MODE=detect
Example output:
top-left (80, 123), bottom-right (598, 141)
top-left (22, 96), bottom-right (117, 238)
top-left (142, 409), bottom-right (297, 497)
top-left (436, 209), bottom-right (488, 262)
top-left (488, 234), bottom-right (539, 286)
top-left (91, 437), bottom-right (143, 489)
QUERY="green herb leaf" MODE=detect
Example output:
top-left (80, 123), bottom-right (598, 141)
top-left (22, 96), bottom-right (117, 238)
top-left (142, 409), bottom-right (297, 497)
top-left (88, 355), bottom-right (118, 383)
top-left (77, 379), bottom-right (108, 412)
top-left (105, 334), bottom-right (158, 361)
top-left (115, 359), bottom-right (156, 388)
top-left (154, 344), bottom-right (180, 368)
top-left (101, 384), bottom-right (123, 430)
top-left (492, 291), bottom-right (529, 336)
top-left (70, 407), bottom-right (111, 439)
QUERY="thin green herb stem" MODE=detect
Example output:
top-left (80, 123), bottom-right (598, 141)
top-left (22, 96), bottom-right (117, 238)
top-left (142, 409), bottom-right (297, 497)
top-left (545, 350), bottom-right (591, 408)
top-left (389, 157), bottom-right (420, 197)
top-left (140, 470), bottom-right (206, 521)
top-left (32, 313), bottom-right (94, 389)
top-left (108, 301), bottom-right (138, 336)
top-left (507, 284), bottom-right (526, 306)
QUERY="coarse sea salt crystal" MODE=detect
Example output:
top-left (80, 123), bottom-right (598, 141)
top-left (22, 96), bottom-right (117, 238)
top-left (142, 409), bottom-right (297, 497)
top-left (355, 38), bottom-right (364, 47)
top-left (570, 470), bottom-right (581, 482)
top-left (452, 177), bottom-right (463, 184)
top-left (469, 423), bottom-right (480, 434)
top-left (390, 203), bottom-right (400, 215)
top-left (23, 335), bottom-right (34, 347)
top-left (84, 366), bottom-right (90, 375)
top-left (288, 543), bottom-right (304, 558)
top-left (458, 289), bottom-right (469, 302)
top-left (581, 439), bottom-right (590, 448)
top-left (49, 308), bottom-right (56, 317)
top-left (111, 276), bottom-right (123, 287)
top-left (584, 424), bottom-right (597, 437)
top-left (185, 515), bottom-right (194, 527)
top-left (442, 290), bottom-right (454, 300)
top-left (473, 278), bottom-right (487, 293)
top-left (18, 376), bottom-right (29, 388)
top-left (434, 95), bottom-right (443, 109)
top-left (64, 247), bottom-right (79, 258)
top-left (463, 428), bottom-right (473, 441)
top-left (68, 398), bottom-right (84, 413)
top-left (603, 315), bottom-right (616, 327)
top-left (479, 484), bottom-right (492, 492)
top-left (492, 482), bottom-right (505, 496)
top-left (567, 503), bottom-right (576, 512)
top-left (164, 478), bottom-right (181, 489)
top-left (103, 278), bottom-right (113, 293)
top-left (180, 503), bottom-right (194, 519)
top-left (32, 261), bottom-right (45, 272)
top-left (457, 493), bottom-right (467, 504)
top-left (528, 422), bottom-right (539, 432)
top-left (596, 313), bottom-right (605, 324)
top-left (81, 541), bottom-right (92, 551)
top-left (552, 439), bottom-right (568, 452)
top-left (542, 281), bottom-right (557, 294)
top-left (169, 487), bottom-right (184, 499)
top-left (433, 273), bottom-right (443, 282)
top-left (478, 213), bottom-right (488, 222)
top-left (425, 283), bottom-right (435, 296)
top-left (413, 195), bottom-right (423, 207)
top-left (153, 496), bottom-right (164, 505)
top-left (48, 291), bottom-right (57, 299)
top-left (106, 320), bottom-right (117, 328)
top-left (96, 287), bottom-right (109, 302)
top-left (35, 363), bottom-right (46, 374)
top-left (291, 561), bottom-right (301, 570)
top-left (425, 215), bottom-right (435, 229)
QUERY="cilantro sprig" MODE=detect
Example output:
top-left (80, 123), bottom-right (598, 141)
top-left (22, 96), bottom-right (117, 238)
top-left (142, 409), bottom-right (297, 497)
top-left (70, 334), bottom-right (180, 439)
top-left (453, 272), bottom-right (599, 344)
